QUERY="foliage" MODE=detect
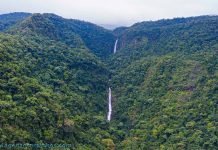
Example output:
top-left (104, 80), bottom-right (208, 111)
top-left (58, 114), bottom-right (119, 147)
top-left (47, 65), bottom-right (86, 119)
top-left (0, 33), bottom-right (110, 149)
top-left (0, 12), bottom-right (31, 31)
top-left (0, 13), bottom-right (217, 149)
top-left (7, 13), bottom-right (115, 59)
top-left (109, 16), bottom-right (218, 149)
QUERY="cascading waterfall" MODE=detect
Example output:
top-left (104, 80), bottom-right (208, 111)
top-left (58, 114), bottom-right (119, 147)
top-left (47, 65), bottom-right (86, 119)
top-left (107, 87), bottom-right (112, 121)
top-left (107, 39), bottom-right (118, 121)
top-left (113, 39), bottom-right (118, 54)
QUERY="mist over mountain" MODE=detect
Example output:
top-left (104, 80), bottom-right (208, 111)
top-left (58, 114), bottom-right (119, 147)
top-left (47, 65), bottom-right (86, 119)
top-left (0, 12), bottom-right (217, 149)
top-left (99, 24), bottom-right (121, 30)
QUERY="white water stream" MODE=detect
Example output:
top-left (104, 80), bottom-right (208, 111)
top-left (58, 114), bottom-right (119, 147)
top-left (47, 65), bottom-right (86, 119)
top-left (107, 87), bottom-right (112, 121)
top-left (113, 39), bottom-right (118, 54)
top-left (107, 39), bottom-right (118, 121)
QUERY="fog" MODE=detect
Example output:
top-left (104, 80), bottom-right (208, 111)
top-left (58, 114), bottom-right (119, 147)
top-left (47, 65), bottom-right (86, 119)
top-left (0, 0), bottom-right (217, 26)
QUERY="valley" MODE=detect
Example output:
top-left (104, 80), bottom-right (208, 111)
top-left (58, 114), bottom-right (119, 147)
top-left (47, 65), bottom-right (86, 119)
top-left (0, 13), bottom-right (217, 149)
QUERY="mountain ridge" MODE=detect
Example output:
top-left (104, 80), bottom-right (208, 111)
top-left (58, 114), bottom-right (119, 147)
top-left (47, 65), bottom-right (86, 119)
top-left (0, 12), bottom-right (217, 149)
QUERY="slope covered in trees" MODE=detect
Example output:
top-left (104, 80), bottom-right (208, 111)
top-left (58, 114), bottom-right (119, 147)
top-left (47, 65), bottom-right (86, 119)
top-left (7, 13), bottom-right (115, 59)
top-left (0, 14), bottom-right (113, 149)
top-left (109, 16), bottom-right (218, 149)
top-left (0, 13), bottom-right (217, 149)
top-left (0, 12), bottom-right (31, 31)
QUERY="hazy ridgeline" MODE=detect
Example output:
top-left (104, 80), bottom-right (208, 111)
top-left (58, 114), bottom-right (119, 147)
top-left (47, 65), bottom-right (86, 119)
top-left (0, 13), bottom-right (217, 149)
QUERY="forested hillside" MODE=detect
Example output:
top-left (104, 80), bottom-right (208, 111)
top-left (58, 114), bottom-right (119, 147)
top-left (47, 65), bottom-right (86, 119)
top-left (0, 13), bottom-right (217, 149)
top-left (0, 13), bottom-right (113, 149)
top-left (0, 12), bottom-right (31, 31)
top-left (109, 16), bottom-right (218, 149)
top-left (7, 13), bottom-right (115, 59)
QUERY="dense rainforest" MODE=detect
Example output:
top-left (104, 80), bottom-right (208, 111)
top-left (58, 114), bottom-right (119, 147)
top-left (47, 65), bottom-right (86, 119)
top-left (0, 13), bottom-right (217, 149)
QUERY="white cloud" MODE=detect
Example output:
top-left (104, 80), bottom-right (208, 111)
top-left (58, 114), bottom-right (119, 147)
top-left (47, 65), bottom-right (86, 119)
top-left (0, 0), bottom-right (217, 26)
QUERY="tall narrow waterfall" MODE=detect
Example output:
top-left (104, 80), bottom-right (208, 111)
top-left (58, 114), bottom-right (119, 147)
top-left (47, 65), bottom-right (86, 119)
top-left (107, 87), bottom-right (112, 121)
top-left (113, 39), bottom-right (118, 54)
top-left (107, 39), bottom-right (118, 121)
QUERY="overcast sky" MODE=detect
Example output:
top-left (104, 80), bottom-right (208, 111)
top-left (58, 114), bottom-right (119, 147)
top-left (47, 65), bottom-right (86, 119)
top-left (0, 0), bottom-right (218, 26)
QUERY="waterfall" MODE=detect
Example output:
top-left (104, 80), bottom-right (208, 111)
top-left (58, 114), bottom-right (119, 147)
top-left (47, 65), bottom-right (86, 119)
top-left (107, 87), bottom-right (112, 121)
top-left (107, 39), bottom-right (118, 121)
top-left (113, 39), bottom-right (118, 54)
